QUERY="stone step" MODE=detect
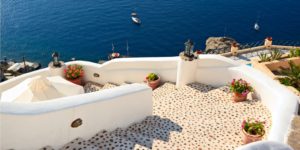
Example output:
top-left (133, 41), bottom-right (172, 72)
top-left (110, 128), bottom-right (178, 150)
top-left (126, 122), bottom-right (171, 143)
top-left (140, 115), bottom-right (182, 132)
top-left (84, 82), bottom-right (120, 93)
top-left (39, 146), bottom-right (54, 150)
top-left (59, 137), bottom-right (98, 150)
top-left (287, 115), bottom-right (300, 150)
top-left (110, 128), bottom-right (152, 149)
top-left (86, 130), bottom-right (111, 146)
top-left (89, 131), bottom-right (138, 150)
top-left (84, 81), bottom-right (103, 93)
top-left (101, 82), bottom-right (119, 90)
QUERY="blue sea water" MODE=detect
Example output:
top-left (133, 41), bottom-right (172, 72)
top-left (1, 0), bottom-right (300, 66)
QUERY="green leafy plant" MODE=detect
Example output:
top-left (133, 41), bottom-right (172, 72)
top-left (289, 48), bottom-right (300, 57)
top-left (230, 79), bottom-right (253, 95)
top-left (146, 73), bottom-right (159, 81)
top-left (241, 118), bottom-right (265, 136)
top-left (278, 61), bottom-right (300, 91)
top-left (269, 49), bottom-right (283, 61)
top-left (64, 64), bottom-right (84, 79)
top-left (258, 53), bottom-right (270, 62)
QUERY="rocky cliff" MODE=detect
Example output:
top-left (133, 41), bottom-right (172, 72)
top-left (205, 37), bottom-right (239, 54)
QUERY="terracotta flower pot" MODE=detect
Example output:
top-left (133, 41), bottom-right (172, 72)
top-left (232, 92), bottom-right (247, 102)
top-left (67, 77), bottom-right (83, 85)
top-left (147, 77), bottom-right (160, 90)
top-left (242, 129), bottom-right (265, 144)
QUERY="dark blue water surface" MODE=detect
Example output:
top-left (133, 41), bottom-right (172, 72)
top-left (1, 0), bottom-right (300, 66)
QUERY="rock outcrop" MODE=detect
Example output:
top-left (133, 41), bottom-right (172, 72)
top-left (205, 37), bottom-right (239, 54)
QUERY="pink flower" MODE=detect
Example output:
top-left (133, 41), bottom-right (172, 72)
top-left (241, 120), bottom-right (246, 129)
top-left (242, 90), bottom-right (249, 96)
top-left (231, 79), bottom-right (236, 86)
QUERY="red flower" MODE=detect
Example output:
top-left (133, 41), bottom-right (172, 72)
top-left (231, 79), bottom-right (235, 86)
top-left (195, 50), bottom-right (202, 54)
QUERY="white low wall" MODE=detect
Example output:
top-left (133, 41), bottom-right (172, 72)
top-left (0, 55), bottom-right (299, 149)
top-left (66, 57), bottom-right (179, 85)
top-left (195, 55), bottom-right (299, 143)
top-left (0, 57), bottom-right (178, 93)
top-left (0, 83), bottom-right (152, 150)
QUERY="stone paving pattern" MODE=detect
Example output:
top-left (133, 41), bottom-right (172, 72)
top-left (287, 115), bottom-right (300, 150)
top-left (42, 82), bottom-right (272, 150)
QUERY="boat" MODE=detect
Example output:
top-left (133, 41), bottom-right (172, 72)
top-left (131, 12), bottom-right (141, 24)
top-left (254, 22), bottom-right (260, 31)
top-left (108, 43), bottom-right (121, 60)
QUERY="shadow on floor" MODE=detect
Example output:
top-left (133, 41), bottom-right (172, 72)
top-left (186, 82), bottom-right (216, 93)
top-left (57, 115), bottom-right (182, 150)
top-left (123, 115), bottom-right (183, 149)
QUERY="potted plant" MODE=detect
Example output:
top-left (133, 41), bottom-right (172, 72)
top-left (64, 64), bottom-right (84, 85)
top-left (229, 79), bottom-right (253, 102)
top-left (241, 118), bottom-right (265, 144)
top-left (194, 50), bottom-right (202, 58)
top-left (278, 61), bottom-right (300, 91)
top-left (145, 73), bottom-right (160, 90)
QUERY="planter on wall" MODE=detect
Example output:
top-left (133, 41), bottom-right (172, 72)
top-left (251, 56), bottom-right (300, 96)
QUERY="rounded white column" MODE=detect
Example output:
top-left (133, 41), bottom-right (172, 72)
top-left (176, 57), bottom-right (198, 88)
top-left (48, 61), bottom-right (66, 77)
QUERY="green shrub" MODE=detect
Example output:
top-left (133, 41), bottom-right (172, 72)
top-left (259, 50), bottom-right (283, 62)
top-left (270, 49), bottom-right (283, 61)
top-left (258, 53), bottom-right (270, 62)
top-left (146, 73), bottom-right (159, 81)
top-left (278, 61), bottom-right (300, 91)
top-left (289, 48), bottom-right (300, 57)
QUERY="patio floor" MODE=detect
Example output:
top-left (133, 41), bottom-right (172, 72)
top-left (43, 82), bottom-right (272, 150)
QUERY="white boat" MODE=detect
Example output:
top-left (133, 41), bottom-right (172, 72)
top-left (254, 22), bottom-right (260, 31)
top-left (108, 42), bottom-right (121, 60)
top-left (131, 12), bottom-right (141, 24)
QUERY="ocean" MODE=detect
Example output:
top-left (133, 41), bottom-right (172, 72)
top-left (1, 0), bottom-right (300, 66)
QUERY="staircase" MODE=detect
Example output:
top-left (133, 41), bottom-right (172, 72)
top-left (84, 81), bottom-right (119, 93)
top-left (41, 82), bottom-right (272, 150)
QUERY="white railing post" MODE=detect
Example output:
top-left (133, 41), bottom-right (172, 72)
top-left (264, 37), bottom-right (273, 48)
top-left (231, 42), bottom-right (239, 56)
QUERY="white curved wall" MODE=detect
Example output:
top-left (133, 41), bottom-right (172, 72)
top-left (0, 55), bottom-right (299, 149)
top-left (0, 84), bottom-right (152, 150)
top-left (66, 57), bottom-right (179, 85)
top-left (195, 55), bottom-right (299, 142)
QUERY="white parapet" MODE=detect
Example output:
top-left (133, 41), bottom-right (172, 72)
top-left (0, 56), bottom-right (299, 149)
top-left (0, 83), bottom-right (152, 150)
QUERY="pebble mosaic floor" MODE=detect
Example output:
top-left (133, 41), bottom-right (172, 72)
top-left (42, 82), bottom-right (272, 150)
